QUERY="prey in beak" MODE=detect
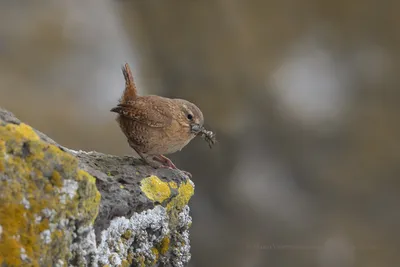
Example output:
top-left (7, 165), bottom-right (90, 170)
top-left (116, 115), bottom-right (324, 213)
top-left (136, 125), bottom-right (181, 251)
top-left (193, 125), bottom-right (217, 149)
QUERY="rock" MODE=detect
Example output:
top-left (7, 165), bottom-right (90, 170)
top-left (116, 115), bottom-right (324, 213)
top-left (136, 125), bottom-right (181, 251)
top-left (0, 108), bottom-right (194, 267)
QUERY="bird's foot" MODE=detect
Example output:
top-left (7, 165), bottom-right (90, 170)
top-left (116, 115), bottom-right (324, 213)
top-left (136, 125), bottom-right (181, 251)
top-left (135, 155), bottom-right (162, 169)
top-left (179, 170), bottom-right (192, 178)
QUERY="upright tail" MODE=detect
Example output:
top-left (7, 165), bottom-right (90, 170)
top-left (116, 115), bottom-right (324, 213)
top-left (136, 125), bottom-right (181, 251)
top-left (120, 63), bottom-right (138, 104)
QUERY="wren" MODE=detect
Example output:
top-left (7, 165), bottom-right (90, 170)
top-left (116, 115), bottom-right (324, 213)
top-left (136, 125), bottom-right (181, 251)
top-left (111, 63), bottom-right (211, 171)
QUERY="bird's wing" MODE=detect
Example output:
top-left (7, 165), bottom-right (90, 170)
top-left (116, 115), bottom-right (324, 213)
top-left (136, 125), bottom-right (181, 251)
top-left (110, 96), bottom-right (173, 128)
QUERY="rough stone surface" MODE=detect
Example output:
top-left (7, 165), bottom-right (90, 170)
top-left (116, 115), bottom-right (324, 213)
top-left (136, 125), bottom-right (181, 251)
top-left (0, 108), bottom-right (195, 267)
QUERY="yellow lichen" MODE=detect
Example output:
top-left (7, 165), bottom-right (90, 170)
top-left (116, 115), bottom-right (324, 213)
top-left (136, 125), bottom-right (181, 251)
top-left (166, 180), bottom-right (195, 211)
top-left (151, 247), bottom-right (159, 262)
top-left (0, 122), bottom-right (101, 266)
top-left (168, 181), bottom-right (178, 189)
top-left (121, 230), bottom-right (132, 240)
top-left (44, 183), bottom-right (53, 193)
top-left (121, 259), bottom-right (130, 267)
top-left (159, 237), bottom-right (170, 255)
top-left (140, 176), bottom-right (171, 203)
top-left (37, 219), bottom-right (49, 233)
top-left (75, 170), bottom-right (101, 225)
top-left (127, 252), bottom-right (134, 265)
top-left (5, 123), bottom-right (40, 141)
top-left (138, 255), bottom-right (145, 267)
top-left (51, 171), bottom-right (63, 187)
top-left (0, 203), bottom-right (27, 266)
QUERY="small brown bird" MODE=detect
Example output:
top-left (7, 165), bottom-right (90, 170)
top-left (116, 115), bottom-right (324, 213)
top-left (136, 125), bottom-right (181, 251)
top-left (111, 63), bottom-right (208, 171)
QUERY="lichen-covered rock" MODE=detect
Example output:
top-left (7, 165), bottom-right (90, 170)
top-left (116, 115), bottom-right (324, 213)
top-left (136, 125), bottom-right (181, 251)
top-left (0, 111), bottom-right (101, 266)
top-left (0, 108), bottom-right (195, 267)
top-left (77, 153), bottom-right (194, 267)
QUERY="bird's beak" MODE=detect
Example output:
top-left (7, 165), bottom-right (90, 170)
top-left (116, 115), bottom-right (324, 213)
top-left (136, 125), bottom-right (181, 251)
top-left (191, 124), bottom-right (202, 134)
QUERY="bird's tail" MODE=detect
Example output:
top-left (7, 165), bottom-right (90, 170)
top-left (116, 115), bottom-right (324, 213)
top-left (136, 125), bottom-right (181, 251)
top-left (120, 63), bottom-right (137, 104)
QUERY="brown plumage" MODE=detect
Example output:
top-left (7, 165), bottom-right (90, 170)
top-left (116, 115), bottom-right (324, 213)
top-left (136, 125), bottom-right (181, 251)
top-left (111, 63), bottom-right (206, 171)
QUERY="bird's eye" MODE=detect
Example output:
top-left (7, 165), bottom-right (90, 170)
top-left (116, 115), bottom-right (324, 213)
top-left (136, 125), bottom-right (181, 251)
top-left (187, 114), bottom-right (193, 120)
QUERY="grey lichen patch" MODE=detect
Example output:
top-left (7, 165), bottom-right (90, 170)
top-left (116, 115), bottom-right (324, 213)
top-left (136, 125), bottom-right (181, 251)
top-left (55, 259), bottom-right (65, 267)
top-left (40, 230), bottom-right (52, 244)
top-left (96, 204), bottom-right (194, 267)
top-left (97, 205), bottom-right (169, 266)
top-left (21, 197), bottom-right (30, 209)
top-left (178, 206), bottom-right (192, 229)
top-left (70, 226), bottom-right (98, 267)
top-left (59, 179), bottom-right (79, 204)
top-left (170, 205), bottom-right (192, 267)
top-left (41, 208), bottom-right (56, 222)
top-left (20, 247), bottom-right (28, 262)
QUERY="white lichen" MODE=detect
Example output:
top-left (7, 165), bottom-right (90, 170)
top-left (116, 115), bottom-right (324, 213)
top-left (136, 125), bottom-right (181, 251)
top-left (109, 253), bottom-right (122, 266)
top-left (60, 179), bottom-right (79, 204)
top-left (21, 197), bottom-right (30, 209)
top-left (34, 215), bottom-right (42, 224)
top-left (42, 208), bottom-right (56, 219)
top-left (59, 218), bottom-right (69, 228)
top-left (20, 247), bottom-right (28, 261)
top-left (49, 223), bottom-right (57, 232)
top-left (40, 230), bottom-right (52, 244)
top-left (171, 205), bottom-right (192, 267)
top-left (97, 205), bottom-right (169, 266)
top-left (70, 226), bottom-right (98, 267)
top-left (178, 205), bottom-right (192, 228)
top-left (55, 259), bottom-right (64, 267)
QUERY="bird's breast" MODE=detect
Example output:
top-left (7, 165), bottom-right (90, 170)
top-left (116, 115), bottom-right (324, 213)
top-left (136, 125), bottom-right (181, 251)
top-left (160, 122), bottom-right (195, 154)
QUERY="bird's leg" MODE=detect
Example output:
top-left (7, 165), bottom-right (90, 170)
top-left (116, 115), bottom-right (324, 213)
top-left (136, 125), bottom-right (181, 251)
top-left (130, 147), bottom-right (161, 168)
top-left (153, 155), bottom-right (177, 169)
top-left (141, 155), bottom-right (162, 169)
top-left (153, 155), bottom-right (192, 178)
top-left (135, 151), bottom-right (192, 178)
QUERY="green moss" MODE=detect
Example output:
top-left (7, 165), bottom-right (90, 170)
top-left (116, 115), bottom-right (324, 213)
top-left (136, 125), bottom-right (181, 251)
top-left (0, 122), bottom-right (101, 266)
top-left (140, 176), bottom-right (171, 203)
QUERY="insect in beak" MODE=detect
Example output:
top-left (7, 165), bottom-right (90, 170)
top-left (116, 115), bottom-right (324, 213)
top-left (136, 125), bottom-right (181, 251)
top-left (196, 126), bottom-right (217, 149)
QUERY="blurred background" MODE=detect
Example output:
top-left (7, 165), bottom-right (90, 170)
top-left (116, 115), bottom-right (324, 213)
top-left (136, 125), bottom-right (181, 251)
top-left (1, 0), bottom-right (400, 266)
